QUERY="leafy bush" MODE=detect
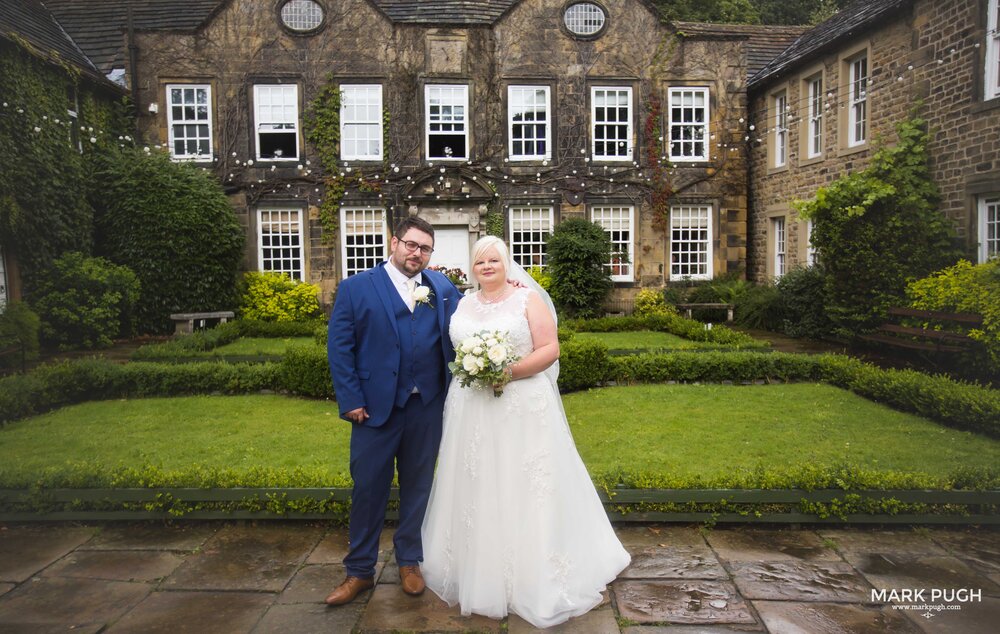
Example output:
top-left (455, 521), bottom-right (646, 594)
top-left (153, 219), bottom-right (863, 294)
top-left (279, 344), bottom-right (333, 398)
top-left (634, 289), bottom-right (676, 317)
top-left (527, 265), bottom-right (552, 292)
top-left (906, 259), bottom-right (1000, 375)
top-left (93, 147), bottom-right (244, 333)
top-left (777, 266), bottom-right (833, 338)
top-left (0, 301), bottom-right (41, 367)
top-left (565, 315), bottom-right (762, 348)
top-left (29, 252), bottom-right (140, 349)
top-left (558, 337), bottom-right (614, 392)
top-left (795, 114), bottom-right (962, 333)
top-left (546, 218), bottom-right (613, 318)
top-left (239, 272), bottom-right (322, 322)
top-left (733, 284), bottom-right (783, 330)
top-left (427, 265), bottom-right (468, 286)
top-left (133, 319), bottom-right (327, 360)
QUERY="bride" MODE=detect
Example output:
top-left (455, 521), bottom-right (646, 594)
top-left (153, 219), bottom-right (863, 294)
top-left (420, 235), bottom-right (630, 628)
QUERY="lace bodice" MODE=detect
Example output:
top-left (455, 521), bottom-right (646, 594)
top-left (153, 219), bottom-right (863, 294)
top-left (450, 287), bottom-right (535, 359)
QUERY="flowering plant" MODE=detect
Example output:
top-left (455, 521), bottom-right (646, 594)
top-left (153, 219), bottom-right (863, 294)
top-left (412, 284), bottom-right (433, 308)
top-left (428, 265), bottom-right (468, 286)
top-left (449, 329), bottom-right (519, 397)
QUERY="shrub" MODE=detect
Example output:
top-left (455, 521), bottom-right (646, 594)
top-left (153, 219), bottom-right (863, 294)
top-left (777, 266), bottom-right (833, 338)
top-left (279, 345), bottom-right (333, 398)
top-left (634, 289), bottom-right (676, 317)
top-left (427, 265), bottom-right (468, 286)
top-left (733, 284), bottom-right (783, 330)
top-left (132, 318), bottom-right (328, 360)
top-left (0, 301), bottom-right (41, 366)
top-left (93, 147), bottom-right (244, 334)
top-left (564, 315), bottom-right (762, 348)
top-left (527, 265), bottom-right (552, 292)
top-left (29, 252), bottom-right (140, 349)
top-left (558, 337), bottom-right (614, 392)
top-left (906, 259), bottom-right (1000, 376)
top-left (795, 113), bottom-right (962, 333)
top-left (239, 272), bottom-right (322, 322)
top-left (546, 218), bottom-right (613, 318)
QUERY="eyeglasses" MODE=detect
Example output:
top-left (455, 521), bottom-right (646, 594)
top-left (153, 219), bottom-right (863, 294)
top-left (399, 239), bottom-right (434, 256)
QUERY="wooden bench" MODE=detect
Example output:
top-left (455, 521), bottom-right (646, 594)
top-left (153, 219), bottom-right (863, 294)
top-left (676, 303), bottom-right (735, 322)
top-left (861, 307), bottom-right (983, 353)
top-left (169, 311), bottom-right (235, 335)
top-left (0, 338), bottom-right (26, 373)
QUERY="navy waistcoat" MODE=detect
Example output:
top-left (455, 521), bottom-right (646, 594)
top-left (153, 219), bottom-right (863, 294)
top-left (384, 275), bottom-right (445, 408)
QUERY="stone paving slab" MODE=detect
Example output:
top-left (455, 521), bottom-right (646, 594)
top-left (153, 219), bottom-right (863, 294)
top-left (162, 523), bottom-right (323, 592)
top-left (614, 579), bottom-right (756, 625)
top-left (357, 583), bottom-right (502, 632)
top-left (0, 525), bottom-right (96, 582)
top-left (900, 595), bottom-right (1000, 634)
top-left (729, 560), bottom-right (872, 602)
top-left (0, 576), bottom-right (150, 631)
top-left (852, 554), bottom-right (1000, 600)
top-left (41, 549), bottom-right (185, 582)
top-left (622, 627), bottom-right (763, 633)
top-left (753, 600), bottom-right (921, 634)
top-left (508, 602), bottom-right (618, 633)
top-left (81, 523), bottom-right (218, 551)
top-left (253, 601), bottom-right (366, 634)
top-left (929, 530), bottom-right (1000, 576)
top-left (706, 528), bottom-right (842, 563)
top-left (618, 526), bottom-right (727, 580)
top-left (817, 529), bottom-right (949, 557)
top-left (104, 590), bottom-right (272, 634)
top-left (307, 527), bottom-right (394, 564)
top-left (0, 583), bottom-right (13, 598)
top-left (277, 563), bottom-right (345, 604)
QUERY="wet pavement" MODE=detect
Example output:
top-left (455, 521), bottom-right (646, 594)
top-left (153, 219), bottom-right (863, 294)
top-left (1, 523), bottom-right (997, 633)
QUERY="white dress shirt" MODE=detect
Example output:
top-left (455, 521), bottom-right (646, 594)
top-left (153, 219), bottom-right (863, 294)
top-left (384, 261), bottom-right (423, 313)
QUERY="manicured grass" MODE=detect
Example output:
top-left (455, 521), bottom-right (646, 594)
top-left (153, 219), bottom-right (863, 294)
top-left (573, 331), bottom-right (728, 350)
top-left (208, 337), bottom-right (315, 355)
top-left (1, 385), bottom-right (996, 481)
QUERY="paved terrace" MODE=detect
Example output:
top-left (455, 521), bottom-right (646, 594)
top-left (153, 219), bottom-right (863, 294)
top-left (0, 522), bottom-right (997, 633)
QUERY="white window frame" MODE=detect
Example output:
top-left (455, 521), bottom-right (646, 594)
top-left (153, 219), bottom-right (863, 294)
top-left (773, 91), bottom-right (788, 168)
top-left (773, 217), bottom-right (786, 278)
top-left (988, 0), bottom-right (1000, 100)
top-left (507, 86), bottom-right (551, 161)
top-left (668, 87), bottom-right (709, 162)
top-left (258, 207), bottom-right (305, 281)
top-left (340, 84), bottom-right (383, 161)
top-left (508, 205), bottom-right (554, 268)
top-left (590, 205), bottom-right (634, 281)
top-left (425, 84), bottom-right (469, 161)
top-left (166, 84), bottom-right (213, 161)
top-left (806, 75), bottom-right (823, 158)
top-left (979, 194), bottom-right (1000, 263)
top-left (340, 206), bottom-right (388, 278)
top-left (848, 54), bottom-right (868, 147)
top-left (253, 84), bottom-right (299, 161)
top-left (669, 205), bottom-right (713, 281)
top-left (591, 87), bottom-right (633, 162)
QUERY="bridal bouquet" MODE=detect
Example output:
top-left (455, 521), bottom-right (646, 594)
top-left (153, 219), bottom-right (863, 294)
top-left (449, 329), bottom-right (519, 397)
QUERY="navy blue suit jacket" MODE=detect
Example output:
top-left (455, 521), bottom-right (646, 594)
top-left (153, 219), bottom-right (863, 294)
top-left (328, 263), bottom-right (461, 427)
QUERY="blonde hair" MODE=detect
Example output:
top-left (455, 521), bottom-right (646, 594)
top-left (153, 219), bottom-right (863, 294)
top-left (471, 235), bottom-right (511, 273)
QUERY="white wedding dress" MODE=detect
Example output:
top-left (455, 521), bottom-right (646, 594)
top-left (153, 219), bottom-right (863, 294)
top-left (421, 287), bottom-right (631, 628)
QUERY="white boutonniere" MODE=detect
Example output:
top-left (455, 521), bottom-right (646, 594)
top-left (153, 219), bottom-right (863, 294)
top-left (412, 284), bottom-right (434, 308)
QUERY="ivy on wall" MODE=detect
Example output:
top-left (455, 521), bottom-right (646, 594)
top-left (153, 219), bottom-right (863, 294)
top-left (0, 38), bottom-right (130, 293)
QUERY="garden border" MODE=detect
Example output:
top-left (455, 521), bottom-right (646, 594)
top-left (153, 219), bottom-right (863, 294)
top-left (0, 487), bottom-right (995, 524)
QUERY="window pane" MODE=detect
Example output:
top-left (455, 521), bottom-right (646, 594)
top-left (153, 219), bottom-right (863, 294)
top-left (167, 85), bottom-right (212, 160)
top-left (670, 206), bottom-right (711, 280)
top-left (591, 206), bottom-right (633, 279)
top-left (342, 207), bottom-right (387, 277)
top-left (509, 206), bottom-right (553, 268)
top-left (259, 209), bottom-right (303, 280)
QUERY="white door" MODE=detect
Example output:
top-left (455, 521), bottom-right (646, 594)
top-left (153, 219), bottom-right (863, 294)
top-left (429, 227), bottom-right (470, 278)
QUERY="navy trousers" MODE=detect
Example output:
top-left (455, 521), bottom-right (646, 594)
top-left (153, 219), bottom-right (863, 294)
top-left (344, 390), bottom-right (445, 578)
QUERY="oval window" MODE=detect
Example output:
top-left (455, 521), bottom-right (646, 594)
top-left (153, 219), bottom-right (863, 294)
top-left (280, 0), bottom-right (324, 33)
top-left (564, 2), bottom-right (607, 37)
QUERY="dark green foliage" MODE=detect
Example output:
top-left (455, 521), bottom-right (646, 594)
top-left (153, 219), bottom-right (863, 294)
top-left (613, 351), bottom-right (823, 384)
top-left (0, 41), bottom-right (129, 291)
top-left (777, 266), bottom-right (833, 338)
top-left (0, 301), bottom-right (41, 366)
top-left (732, 282), bottom-right (782, 331)
top-left (545, 218), bottom-right (614, 318)
top-left (797, 115), bottom-right (963, 334)
top-left (565, 314), bottom-right (762, 347)
top-left (558, 338), bottom-right (615, 392)
top-left (132, 319), bottom-right (327, 360)
top-left (30, 252), bottom-right (139, 349)
top-left (93, 147), bottom-right (244, 334)
top-left (279, 344), bottom-right (334, 398)
top-left (753, 0), bottom-right (853, 24)
top-left (655, 0), bottom-right (760, 23)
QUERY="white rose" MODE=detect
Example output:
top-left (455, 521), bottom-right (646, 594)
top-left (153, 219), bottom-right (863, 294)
top-left (476, 357), bottom-right (486, 368)
top-left (485, 337), bottom-right (498, 347)
top-left (468, 336), bottom-right (483, 348)
top-left (461, 339), bottom-right (475, 353)
top-left (412, 286), bottom-right (430, 302)
top-left (487, 345), bottom-right (507, 364)
top-left (462, 355), bottom-right (479, 373)
top-left (472, 346), bottom-right (483, 355)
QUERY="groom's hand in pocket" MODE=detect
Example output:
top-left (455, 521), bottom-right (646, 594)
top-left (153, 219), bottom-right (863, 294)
top-left (346, 407), bottom-right (369, 424)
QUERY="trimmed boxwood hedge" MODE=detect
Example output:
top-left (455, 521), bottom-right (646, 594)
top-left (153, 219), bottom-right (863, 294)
top-left (563, 314), bottom-right (764, 348)
top-left (132, 319), bottom-right (326, 361)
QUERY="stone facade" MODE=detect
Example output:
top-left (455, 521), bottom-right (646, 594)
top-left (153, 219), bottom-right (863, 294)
top-left (748, 0), bottom-right (1000, 282)
top-left (127, 0), bottom-right (758, 307)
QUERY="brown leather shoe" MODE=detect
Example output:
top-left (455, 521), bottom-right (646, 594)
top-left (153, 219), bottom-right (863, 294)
top-left (324, 576), bottom-right (375, 606)
top-left (399, 565), bottom-right (426, 596)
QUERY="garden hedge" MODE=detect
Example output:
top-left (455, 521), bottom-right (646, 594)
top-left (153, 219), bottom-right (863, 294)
top-left (563, 314), bottom-right (763, 348)
top-left (132, 319), bottom-right (326, 361)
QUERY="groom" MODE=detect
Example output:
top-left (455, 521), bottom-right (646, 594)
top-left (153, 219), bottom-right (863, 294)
top-left (325, 216), bottom-right (461, 605)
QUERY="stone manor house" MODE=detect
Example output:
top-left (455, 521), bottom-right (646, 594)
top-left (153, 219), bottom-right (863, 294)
top-left (3, 0), bottom-right (999, 308)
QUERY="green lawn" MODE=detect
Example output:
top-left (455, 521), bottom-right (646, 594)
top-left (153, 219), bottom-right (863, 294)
top-left (573, 330), bottom-right (733, 350)
top-left (1, 385), bottom-right (996, 482)
top-left (207, 337), bottom-right (315, 355)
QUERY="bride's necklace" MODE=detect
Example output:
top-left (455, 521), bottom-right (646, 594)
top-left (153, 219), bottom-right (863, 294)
top-left (479, 285), bottom-right (508, 304)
